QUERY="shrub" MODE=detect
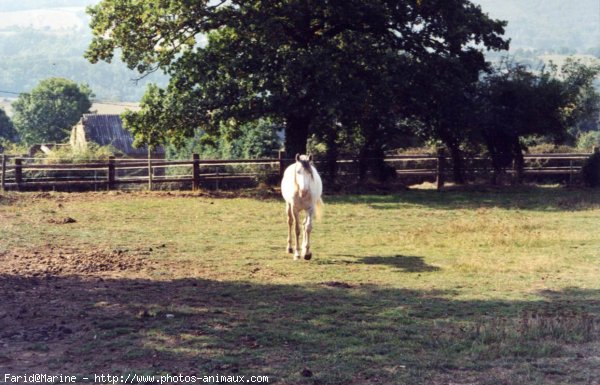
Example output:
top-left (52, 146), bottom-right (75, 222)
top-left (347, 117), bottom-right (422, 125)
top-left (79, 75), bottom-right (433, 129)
top-left (581, 151), bottom-right (600, 187)
top-left (576, 131), bottom-right (600, 151)
top-left (526, 143), bottom-right (578, 154)
top-left (0, 141), bottom-right (29, 156)
top-left (41, 143), bottom-right (119, 163)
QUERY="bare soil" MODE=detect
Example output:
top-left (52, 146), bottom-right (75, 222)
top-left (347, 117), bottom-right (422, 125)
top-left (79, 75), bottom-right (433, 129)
top-left (0, 245), bottom-right (158, 375)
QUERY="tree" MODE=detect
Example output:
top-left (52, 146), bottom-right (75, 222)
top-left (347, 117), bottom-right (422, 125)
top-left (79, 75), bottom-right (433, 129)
top-left (12, 78), bottom-right (93, 145)
top-left (559, 59), bottom-right (600, 136)
top-left (0, 108), bottom-right (17, 143)
top-left (121, 83), bottom-right (171, 151)
top-left (220, 119), bottom-right (283, 159)
top-left (406, 54), bottom-right (489, 184)
top-left (474, 60), bottom-right (600, 184)
top-left (86, 0), bottom-right (508, 165)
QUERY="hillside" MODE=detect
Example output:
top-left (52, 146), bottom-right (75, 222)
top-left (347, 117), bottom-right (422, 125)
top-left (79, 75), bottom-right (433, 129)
top-left (472, 0), bottom-right (600, 55)
top-left (0, 0), bottom-right (91, 12)
top-left (0, 0), bottom-right (167, 102)
top-left (0, 0), bottom-right (597, 104)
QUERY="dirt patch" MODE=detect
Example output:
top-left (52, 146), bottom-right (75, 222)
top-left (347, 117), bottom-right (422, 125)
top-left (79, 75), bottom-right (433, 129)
top-left (47, 217), bottom-right (77, 224)
top-left (0, 244), bottom-right (161, 375)
top-left (0, 246), bottom-right (156, 276)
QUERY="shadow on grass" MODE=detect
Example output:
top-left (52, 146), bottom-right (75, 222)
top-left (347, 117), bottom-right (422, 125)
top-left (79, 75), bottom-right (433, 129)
top-left (358, 255), bottom-right (441, 272)
top-left (1, 274), bottom-right (599, 384)
top-left (328, 186), bottom-right (600, 212)
top-left (322, 254), bottom-right (440, 273)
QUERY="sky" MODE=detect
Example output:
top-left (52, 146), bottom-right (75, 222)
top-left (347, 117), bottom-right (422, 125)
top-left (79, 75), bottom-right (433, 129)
top-left (1, 1), bottom-right (599, 53)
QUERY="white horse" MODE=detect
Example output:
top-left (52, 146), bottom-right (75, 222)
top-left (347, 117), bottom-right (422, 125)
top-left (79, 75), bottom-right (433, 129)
top-left (281, 154), bottom-right (323, 260)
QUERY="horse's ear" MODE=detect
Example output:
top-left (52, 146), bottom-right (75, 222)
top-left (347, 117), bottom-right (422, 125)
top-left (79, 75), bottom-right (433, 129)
top-left (308, 154), bottom-right (313, 162)
top-left (295, 153), bottom-right (300, 162)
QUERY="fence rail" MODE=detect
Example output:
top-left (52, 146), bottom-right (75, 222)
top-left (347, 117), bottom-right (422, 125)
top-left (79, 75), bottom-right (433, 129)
top-left (0, 150), bottom-right (596, 192)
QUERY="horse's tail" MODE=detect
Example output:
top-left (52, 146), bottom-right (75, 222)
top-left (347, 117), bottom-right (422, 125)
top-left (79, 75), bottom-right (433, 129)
top-left (315, 198), bottom-right (324, 221)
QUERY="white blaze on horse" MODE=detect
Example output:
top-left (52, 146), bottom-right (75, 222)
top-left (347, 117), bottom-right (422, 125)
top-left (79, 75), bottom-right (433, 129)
top-left (281, 154), bottom-right (323, 260)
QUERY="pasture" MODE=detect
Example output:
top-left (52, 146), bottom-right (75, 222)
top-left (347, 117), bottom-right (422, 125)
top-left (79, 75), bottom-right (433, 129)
top-left (1, 187), bottom-right (600, 384)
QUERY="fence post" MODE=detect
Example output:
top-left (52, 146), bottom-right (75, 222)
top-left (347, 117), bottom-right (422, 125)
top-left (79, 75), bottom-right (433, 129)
top-left (278, 150), bottom-right (285, 180)
top-left (15, 158), bottom-right (22, 191)
top-left (511, 159), bottom-right (518, 185)
top-left (1, 155), bottom-right (5, 192)
top-left (107, 156), bottom-right (115, 190)
top-left (192, 154), bottom-right (200, 191)
top-left (569, 159), bottom-right (574, 186)
top-left (435, 148), bottom-right (445, 190)
top-left (147, 148), bottom-right (153, 191)
top-left (594, 146), bottom-right (599, 155)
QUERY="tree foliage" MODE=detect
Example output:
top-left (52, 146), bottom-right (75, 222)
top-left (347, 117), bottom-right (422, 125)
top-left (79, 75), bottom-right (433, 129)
top-left (12, 78), bottom-right (93, 145)
top-left (164, 120), bottom-right (282, 161)
top-left (559, 59), bottom-right (600, 135)
top-left (86, 0), bottom-right (508, 165)
top-left (475, 60), bottom-right (600, 182)
top-left (0, 108), bottom-right (16, 142)
top-left (581, 151), bottom-right (600, 187)
top-left (84, 0), bottom-right (600, 187)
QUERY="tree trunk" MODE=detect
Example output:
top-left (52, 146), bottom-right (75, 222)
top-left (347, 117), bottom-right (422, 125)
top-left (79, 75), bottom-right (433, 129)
top-left (371, 146), bottom-right (387, 182)
top-left (284, 115), bottom-right (310, 159)
top-left (487, 145), bottom-right (501, 185)
top-left (512, 139), bottom-right (525, 184)
top-left (447, 144), bottom-right (465, 184)
top-left (325, 130), bottom-right (339, 188)
top-left (358, 138), bottom-right (373, 183)
top-left (358, 129), bottom-right (387, 183)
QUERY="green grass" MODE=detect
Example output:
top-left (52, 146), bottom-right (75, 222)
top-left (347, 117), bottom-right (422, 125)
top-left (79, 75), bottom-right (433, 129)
top-left (1, 187), bottom-right (600, 384)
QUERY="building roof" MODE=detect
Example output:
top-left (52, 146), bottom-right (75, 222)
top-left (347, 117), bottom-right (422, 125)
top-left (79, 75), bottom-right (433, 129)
top-left (79, 114), bottom-right (163, 156)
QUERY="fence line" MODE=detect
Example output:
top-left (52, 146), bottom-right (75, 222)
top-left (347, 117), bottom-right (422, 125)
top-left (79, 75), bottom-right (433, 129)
top-left (0, 151), bottom-right (595, 192)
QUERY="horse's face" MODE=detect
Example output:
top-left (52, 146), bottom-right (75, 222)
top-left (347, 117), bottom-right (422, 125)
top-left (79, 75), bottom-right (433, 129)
top-left (295, 154), bottom-right (313, 198)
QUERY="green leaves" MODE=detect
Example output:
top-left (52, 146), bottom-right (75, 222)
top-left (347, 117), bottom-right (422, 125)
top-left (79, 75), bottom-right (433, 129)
top-left (12, 78), bottom-right (93, 146)
top-left (86, 0), bottom-right (510, 159)
top-left (0, 108), bottom-right (16, 143)
top-left (474, 59), bottom-right (600, 174)
top-left (85, 0), bottom-right (217, 72)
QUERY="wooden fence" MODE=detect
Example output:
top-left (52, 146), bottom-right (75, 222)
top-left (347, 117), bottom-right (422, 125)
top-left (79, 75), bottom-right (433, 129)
top-left (0, 150), bottom-right (596, 192)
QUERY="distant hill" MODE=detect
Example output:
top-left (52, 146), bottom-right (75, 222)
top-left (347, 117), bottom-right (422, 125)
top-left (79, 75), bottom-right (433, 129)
top-left (0, 0), bottom-right (91, 12)
top-left (0, 97), bottom-right (139, 118)
top-left (0, 0), bottom-right (597, 104)
top-left (0, 0), bottom-right (167, 103)
top-left (0, 28), bottom-right (168, 102)
top-left (0, 7), bottom-right (86, 31)
top-left (473, 0), bottom-right (600, 55)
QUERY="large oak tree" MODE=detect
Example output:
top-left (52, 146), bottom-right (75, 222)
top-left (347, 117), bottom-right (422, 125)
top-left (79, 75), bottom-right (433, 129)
top-left (85, 0), bottom-right (508, 164)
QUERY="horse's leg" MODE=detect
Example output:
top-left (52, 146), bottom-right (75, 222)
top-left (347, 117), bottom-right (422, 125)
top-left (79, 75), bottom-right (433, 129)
top-left (302, 207), bottom-right (314, 260)
top-left (286, 203), bottom-right (293, 254)
top-left (292, 207), bottom-right (301, 260)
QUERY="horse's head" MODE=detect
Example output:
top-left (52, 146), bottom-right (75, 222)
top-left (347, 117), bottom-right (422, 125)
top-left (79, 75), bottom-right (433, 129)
top-left (294, 153), bottom-right (314, 198)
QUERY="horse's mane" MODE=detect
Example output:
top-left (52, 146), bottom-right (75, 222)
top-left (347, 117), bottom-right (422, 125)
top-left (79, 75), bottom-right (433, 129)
top-left (299, 159), bottom-right (313, 178)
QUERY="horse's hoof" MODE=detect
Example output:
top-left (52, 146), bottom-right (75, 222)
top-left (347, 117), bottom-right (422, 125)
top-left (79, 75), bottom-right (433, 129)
top-left (293, 254), bottom-right (300, 261)
top-left (303, 253), bottom-right (312, 260)
top-left (287, 247), bottom-right (294, 254)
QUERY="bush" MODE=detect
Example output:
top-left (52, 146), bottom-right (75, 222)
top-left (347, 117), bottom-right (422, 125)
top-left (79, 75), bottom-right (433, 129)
top-left (526, 143), bottom-right (578, 154)
top-left (41, 143), bottom-right (119, 163)
top-left (581, 151), bottom-right (600, 187)
top-left (576, 131), bottom-right (600, 151)
top-left (0, 141), bottom-right (29, 156)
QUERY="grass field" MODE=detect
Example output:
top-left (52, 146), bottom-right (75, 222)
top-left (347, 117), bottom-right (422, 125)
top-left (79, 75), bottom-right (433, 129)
top-left (1, 187), bottom-right (600, 384)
